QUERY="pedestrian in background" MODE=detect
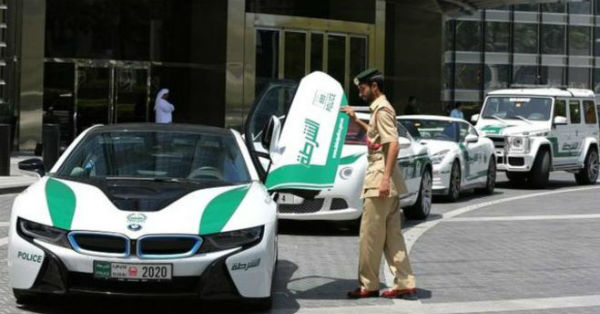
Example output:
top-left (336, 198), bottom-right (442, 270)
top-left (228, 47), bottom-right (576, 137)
top-left (154, 88), bottom-right (174, 124)
top-left (342, 68), bottom-right (417, 300)
top-left (404, 96), bottom-right (418, 115)
top-left (450, 103), bottom-right (465, 120)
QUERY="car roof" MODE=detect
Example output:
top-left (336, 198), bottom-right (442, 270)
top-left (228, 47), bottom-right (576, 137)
top-left (487, 88), bottom-right (595, 98)
top-left (86, 123), bottom-right (233, 136)
top-left (397, 115), bottom-right (468, 123)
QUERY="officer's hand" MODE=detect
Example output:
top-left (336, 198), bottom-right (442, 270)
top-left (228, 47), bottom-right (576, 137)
top-left (341, 106), bottom-right (357, 122)
top-left (379, 179), bottom-right (390, 198)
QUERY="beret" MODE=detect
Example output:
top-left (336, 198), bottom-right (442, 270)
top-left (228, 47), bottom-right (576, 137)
top-left (353, 68), bottom-right (382, 86)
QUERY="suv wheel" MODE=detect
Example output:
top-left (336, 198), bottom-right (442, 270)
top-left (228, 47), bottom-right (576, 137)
top-left (575, 148), bottom-right (599, 185)
top-left (529, 149), bottom-right (550, 188)
top-left (405, 169), bottom-right (432, 220)
top-left (476, 157), bottom-right (496, 195)
top-left (446, 160), bottom-right (461, 201)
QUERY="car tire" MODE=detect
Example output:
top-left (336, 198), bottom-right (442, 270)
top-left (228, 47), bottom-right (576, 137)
top-left (476, 157), bottom-right (496, 195)
top-left (446, 160), bottom-right (461, 202)
top-left (575, 147), bottom-right (599, 185)
top-left (529, 149), bottom-right (550, 188)
top-left (13, 289), bottom-right (41, 305)
top-left (404, 168), bottom-right (432, 220)
top-left (247, 296), bottom-right (273, 311)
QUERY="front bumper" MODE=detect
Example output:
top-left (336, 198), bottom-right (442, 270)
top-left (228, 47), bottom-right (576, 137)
top-left (277, 195), bottom-right (362, 221)
top-left (432, 165), bottom-right (451, 195)
top-left (9, 222), bottom-right (276, 299)
top-left (495, 149), bottom-right (534, 172)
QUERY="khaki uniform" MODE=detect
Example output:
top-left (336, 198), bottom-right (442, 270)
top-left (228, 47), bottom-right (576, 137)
top-left (358, 95), bottom-right (415, 291)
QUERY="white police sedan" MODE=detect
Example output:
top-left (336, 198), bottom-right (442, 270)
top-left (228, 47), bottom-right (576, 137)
top-left (398, 115), bottom-right (496, 201)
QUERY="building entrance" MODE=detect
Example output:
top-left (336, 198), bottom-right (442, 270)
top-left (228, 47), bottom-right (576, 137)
top-left (44, 60), bottom-right (151, 145)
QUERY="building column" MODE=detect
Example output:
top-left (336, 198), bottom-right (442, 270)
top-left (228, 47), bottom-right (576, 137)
top-left (225, 0), bottom-right (246, 128)
top-left (14, 0), bottom-right (45, 151)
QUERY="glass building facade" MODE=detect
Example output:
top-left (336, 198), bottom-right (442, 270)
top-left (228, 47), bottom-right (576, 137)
top-left (444, 0), bottom-right (600, 119)
top-left (0, 0), bottom-right (571, 152)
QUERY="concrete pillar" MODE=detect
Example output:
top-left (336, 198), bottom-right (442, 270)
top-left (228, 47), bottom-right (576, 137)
top-left (15, 0), bottom-right (45, 151)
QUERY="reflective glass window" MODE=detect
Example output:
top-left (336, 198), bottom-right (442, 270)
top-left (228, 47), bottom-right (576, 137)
top-left (569, 1), bottom-right (591, 14)
top-left (569, 68), bottom-right (591, 89)
top-left (541, 3), bottom-right (565, 12)
top-left (514, 23), bottom-right (538, 54)
top-left (513, 65), bottom-right (538, 85)
top-left (484, 64), bottom-right (509, 89)
top-left (255, 30), bottom-right (280, 95)
top-left (327, 35), bottom-right (346, 88)
top-left (455, 21), bottom-right (481, 51)
top-left (310, 33), bottom-right (324, 72)
top-left (485, 22), bottom-right (509, 52)
top-left (568, 26), bottom-right (591, 56)
top-left (569, 100), bottom-right (581, 124)
top-left (514, 4), bottom-right (539, 11)
top-left (455, 64), bottom-right (481, 89)
top-left (542, 25), bottom-right (565, 55)
top-left (583, 100), bottom-right (597, 124)
top-left (554, 99), bottom-right (566, 118)
top-left (540, 67), bottom-right (564, 86)
top-left (283, 31), bottom-right (307, 81)
top-left (349, 37), bottom-right (368, 106)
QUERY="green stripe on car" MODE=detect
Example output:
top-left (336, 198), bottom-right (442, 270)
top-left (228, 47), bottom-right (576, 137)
top-left (45, 178), bottom-right (77, 230)
top-left (199, 184), bottom-right (251, 235)
top-left (480, 125), bottom-right (505, 134)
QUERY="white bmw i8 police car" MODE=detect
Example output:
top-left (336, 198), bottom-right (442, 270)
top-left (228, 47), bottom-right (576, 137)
top-left (398, 115), bottom-right (496, 201)
top-left (8, 72), bottom-right (348, 308)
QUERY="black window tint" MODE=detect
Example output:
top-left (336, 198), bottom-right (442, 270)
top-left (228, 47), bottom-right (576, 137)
top-left (554, 99), bottom-right (567, 118)
top-left (569, 100), bottom-right (582, 124)
top-left (583, 101), bottom-right (597, 124)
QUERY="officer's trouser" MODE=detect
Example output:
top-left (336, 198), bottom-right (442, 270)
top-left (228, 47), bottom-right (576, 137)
top-left (359, 196), bottom-right (415, 291)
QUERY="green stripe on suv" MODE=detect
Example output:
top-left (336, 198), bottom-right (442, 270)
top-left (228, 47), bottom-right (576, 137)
top-left (199, 184), bottom-right (251, 235)
top-left (45, 178), bottom-right (77, 230)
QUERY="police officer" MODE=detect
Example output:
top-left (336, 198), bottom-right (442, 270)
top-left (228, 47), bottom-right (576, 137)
top-left (342, 69), bottom-right (417, 300)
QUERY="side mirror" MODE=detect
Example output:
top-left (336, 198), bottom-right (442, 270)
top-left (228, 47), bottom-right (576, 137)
top-left (18, 158), bottom-right (45, 177)
top-left (553, 116), bottom-right (567, 125)
top-left (471, 114), bottom-right (480, 124)
top-left (465, 134), bottom-right (478, 144)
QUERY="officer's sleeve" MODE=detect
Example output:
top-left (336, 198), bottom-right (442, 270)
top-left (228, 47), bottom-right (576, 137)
top-left (376, 110), bottom-right (398, 144)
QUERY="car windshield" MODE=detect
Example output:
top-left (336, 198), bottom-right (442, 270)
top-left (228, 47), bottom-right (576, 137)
top-left (399, 119), bottom-right (460, 143)
top-left (56, 130), bottom-right (251, 184)
top-left (482, 96), bottom-right (552, 121)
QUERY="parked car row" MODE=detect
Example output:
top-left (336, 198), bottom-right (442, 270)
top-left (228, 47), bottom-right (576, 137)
top-left (7, 70), bottom-right (599, 310)
top-left (247, 86), bottom-right (599, 224)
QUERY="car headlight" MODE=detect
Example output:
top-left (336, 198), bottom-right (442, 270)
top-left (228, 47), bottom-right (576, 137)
top-left (201, 226), bottom-right (264, 253)
top-left (508, 136), bottom-right (530, 154)
top-left (17, 218), bottom-right (71, 248)
top-left (431, 150), bottom-right (450, 165)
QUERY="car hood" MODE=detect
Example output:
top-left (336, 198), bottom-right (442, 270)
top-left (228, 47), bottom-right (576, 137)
top-left (418, 139), bottom-right (458, 156)
top-left (13, 177), bottom-right (274, 237)
top-left (477, 120), bottom-right (550, 137)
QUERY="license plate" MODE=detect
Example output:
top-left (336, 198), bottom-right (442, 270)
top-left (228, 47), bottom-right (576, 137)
top-left (93, 261), bottom-right (172, 281)
top-left (278, 193), bottom-right (303, 205)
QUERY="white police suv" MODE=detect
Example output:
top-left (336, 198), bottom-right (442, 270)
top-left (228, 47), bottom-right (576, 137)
top-left (472, 88), bottom-right (599, 188)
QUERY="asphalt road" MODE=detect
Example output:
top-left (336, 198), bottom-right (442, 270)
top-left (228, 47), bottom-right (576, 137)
top-left (1, 172), bottom-right (600, 314)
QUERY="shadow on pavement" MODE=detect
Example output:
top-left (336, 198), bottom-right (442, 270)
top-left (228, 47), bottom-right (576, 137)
top-left (278, 220), bottom-right (358, 236)
top-left (432, 190), bottom-right (505, 205)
